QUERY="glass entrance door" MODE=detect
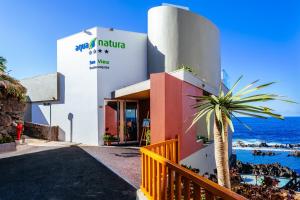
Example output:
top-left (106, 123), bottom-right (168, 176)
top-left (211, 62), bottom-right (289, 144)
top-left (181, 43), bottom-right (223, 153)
top-left (124, 101), bottom-right (138, 141)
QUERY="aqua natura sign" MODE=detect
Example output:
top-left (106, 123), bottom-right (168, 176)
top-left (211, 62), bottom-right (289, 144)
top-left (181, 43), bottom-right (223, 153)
top-left (75, 38), bottom-right (126, 52)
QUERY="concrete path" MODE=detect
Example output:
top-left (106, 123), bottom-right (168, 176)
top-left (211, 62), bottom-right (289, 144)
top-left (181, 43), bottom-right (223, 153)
top-left (80, 146), bottom-right (141, 188)
top-left (0, 140), bottom-right (136, 200)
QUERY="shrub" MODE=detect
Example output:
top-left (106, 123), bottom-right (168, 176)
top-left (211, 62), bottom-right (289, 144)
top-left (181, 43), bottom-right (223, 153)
top-left (103, 134), bottom-right (115, 142)
top-left (0, 134), bottom-right (14, 144)
top-left (0, 73), bottom-right (27, 102)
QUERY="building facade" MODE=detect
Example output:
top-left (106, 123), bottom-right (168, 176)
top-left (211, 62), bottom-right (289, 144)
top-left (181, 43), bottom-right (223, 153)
top-left (22, 5), bottom-right (232, 174)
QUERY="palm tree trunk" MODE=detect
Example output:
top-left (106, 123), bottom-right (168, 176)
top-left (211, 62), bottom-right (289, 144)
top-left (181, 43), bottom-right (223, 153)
top-left (223, 120), bottom-right (231, 189)
top-left (213, 117), bottom-right (231, 189)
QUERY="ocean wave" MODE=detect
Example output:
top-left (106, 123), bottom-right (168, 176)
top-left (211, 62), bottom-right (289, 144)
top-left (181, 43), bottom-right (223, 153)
top-left (232, 139), bottom-right (300, 152)
top-left (233, 139), bottom-right (300, 146)
top-left (233, 146), bottom-right (300, 152)
top-left (233, 139), bottom-right (264, 145)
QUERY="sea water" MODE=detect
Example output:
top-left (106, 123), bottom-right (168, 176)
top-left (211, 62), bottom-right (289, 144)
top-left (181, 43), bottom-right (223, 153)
top-left (233, 117), bottom-right (300, 174)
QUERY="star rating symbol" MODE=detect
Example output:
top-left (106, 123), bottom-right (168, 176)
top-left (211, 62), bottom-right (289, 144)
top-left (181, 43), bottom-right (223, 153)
top-left (93, 49), bottom-right (96, 54)
top-left (89, 50), bottom-right (92, 55)
top-left (96, 49), bottom-right (109, 54)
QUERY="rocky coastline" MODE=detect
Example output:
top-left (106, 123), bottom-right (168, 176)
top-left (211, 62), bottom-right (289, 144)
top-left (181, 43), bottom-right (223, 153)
top-left (236, 160), bottom-right (298, 178)
top-left (182, 160), bottom-right (300, 199)
top-left (252, 150), bottom-right (277, 156)
top-left (234, 140), bottom-right (300, 150)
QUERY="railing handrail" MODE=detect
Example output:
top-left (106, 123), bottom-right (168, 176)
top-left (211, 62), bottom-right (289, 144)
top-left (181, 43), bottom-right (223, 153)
top-left (144, 139), bottom-right (178, 149)
top-left (143, 138), bottom-right (179, 163)
top-left (166, 159), bottom-right (245, 200)
top-left (140, 146), bottom-right (246, 200)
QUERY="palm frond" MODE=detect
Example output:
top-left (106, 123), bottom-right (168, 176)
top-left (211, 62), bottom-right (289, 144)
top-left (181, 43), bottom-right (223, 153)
top-left (206, 110), bottom-right (214, 139)
top-left (186, 105), bottom-right (213, 132)
top-left (234, 79), bottom-right (259, 95)
top-left (188, 76), bottom-right (296, 141)
top-left (236, 82), bottom-right (276, 97)
top-left (234, 111), bottom-right (269, 119)
top-left (231, 114), bottom-right (252, 131)
top-left (225, 115), bottom-right (234, 132)
top-left (224, 75), bottom-right (243, 98)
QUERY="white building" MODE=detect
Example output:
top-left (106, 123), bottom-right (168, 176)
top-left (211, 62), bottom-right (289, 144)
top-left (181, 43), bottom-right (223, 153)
top-left (22, 5), bottom-right (232, 174)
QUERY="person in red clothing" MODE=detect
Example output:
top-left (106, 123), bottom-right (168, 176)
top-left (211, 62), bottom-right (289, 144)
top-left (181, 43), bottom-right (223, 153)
top-left (16, 121), bottom-right (23, 140)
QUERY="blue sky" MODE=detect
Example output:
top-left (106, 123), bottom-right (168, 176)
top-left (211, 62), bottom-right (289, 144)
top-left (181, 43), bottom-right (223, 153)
top-left (0, 0), bottom-right (299, 116)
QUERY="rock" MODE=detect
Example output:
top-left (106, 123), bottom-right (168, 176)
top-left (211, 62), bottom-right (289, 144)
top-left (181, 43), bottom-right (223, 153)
top-left (0, 77), bottom-right (27, 141)
top-left (260, 142), bottom-right (269, 147)
top-left (235, 161), bottom-right (297, 178)
top-left (288, 151), bottom-right (300, 157)
top-left (252, 150), bottom-right (275, 156)
top-left (0, 114), bottom-right (12, 126)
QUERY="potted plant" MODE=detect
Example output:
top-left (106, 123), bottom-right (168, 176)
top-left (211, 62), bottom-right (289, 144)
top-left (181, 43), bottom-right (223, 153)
top-left (145, 130), bottom-right (151, 145)
top-left (196, 135), bottom-right (210, 144)
top-left (103, 134), bottom-right (114, 146)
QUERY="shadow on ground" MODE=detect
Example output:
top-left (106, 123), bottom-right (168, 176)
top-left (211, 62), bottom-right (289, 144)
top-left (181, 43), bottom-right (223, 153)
top-left (113, 152), bottom-right (140, 158)
top-left (0, 146), bottom-right (136, 200)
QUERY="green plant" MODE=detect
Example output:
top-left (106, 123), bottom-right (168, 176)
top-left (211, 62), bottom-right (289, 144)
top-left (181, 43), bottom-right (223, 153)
top-left (145, 129), bottom-right (151, 145)
top-left (103, 134), bottom-right (115, 142)
top-left (177, 64), bottom-right (194, 73)
top-left (0, 56), bottom-right (7, 72)
top-left (0, 134), bottom-right (14, 144)
top-left (196, 135), bottom-right (209, 143)
top-left (0, 72), bottom-right (27, 101)
top-left (181, 164), bottom-right (200, 173)
top-left (5, 84), bottom-right (26, 102)
top-left (188, 76), bottom-right (295, 189)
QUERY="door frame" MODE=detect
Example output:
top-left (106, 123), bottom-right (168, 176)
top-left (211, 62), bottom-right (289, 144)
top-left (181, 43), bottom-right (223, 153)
top-left (104, 99), bottom-right (139, 143)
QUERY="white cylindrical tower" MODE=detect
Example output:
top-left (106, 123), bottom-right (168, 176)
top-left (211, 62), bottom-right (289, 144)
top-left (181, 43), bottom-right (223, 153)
top-left (147, 5), bottom-right (221, 89)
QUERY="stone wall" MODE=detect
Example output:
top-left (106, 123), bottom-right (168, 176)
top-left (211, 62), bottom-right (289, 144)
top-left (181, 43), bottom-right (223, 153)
top-left (0, 97), bottom-right (26, 138)
top-left (0, 142), bottom-right (16, 153)
top-left (24, 122), bottom-right (59, 141)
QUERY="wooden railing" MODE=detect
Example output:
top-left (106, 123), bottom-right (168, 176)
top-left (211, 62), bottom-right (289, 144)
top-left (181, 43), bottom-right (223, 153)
top-left (140, 139), bottom-right (247, 200)
top-left (144, 139), bottom-right (179, 163)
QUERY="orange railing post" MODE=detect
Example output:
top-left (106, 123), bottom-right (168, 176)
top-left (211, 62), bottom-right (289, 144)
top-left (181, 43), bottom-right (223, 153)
top-left (176, 134), bottom-right (180, 163)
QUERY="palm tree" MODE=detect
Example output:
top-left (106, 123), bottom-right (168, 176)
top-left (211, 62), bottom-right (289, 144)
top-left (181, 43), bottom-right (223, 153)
top-left (189, 76), bottom-right (294, 189)
top-left (0, 56), bottom-right (7, 72)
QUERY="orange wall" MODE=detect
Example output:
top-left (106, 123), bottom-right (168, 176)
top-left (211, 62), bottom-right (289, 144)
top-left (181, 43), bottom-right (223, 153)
top-left (105, 105), bottom-right (118, 136)
top-left (150, 74), bottom-right (166, 142)
top-left (150, 73), bottom-right (203, 160)
top-left (181, 81), bottom-right (203, 159)
top-left (164, 74), bottom-right (182, 140)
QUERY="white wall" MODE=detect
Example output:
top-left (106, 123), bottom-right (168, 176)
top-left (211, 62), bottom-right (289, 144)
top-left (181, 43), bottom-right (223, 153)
top-left (30, 28), bottom-right (99, 145)
top-left (56, 27), bottom-right (99, 145)
top-left (148, 6), bottom-right (221, 89)
top-left (21, 73), bottom-right (59, 102)
top-left (180, 143), bottom-right (216, 175)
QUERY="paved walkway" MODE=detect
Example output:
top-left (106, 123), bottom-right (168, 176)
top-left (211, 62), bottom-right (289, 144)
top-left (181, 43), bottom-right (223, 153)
top-left (0, 140), bottom-right (137, 200)
top-left (0, 139), bottom-right (75, 159)
top-left (80, 145), bottom-right (141, 188)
